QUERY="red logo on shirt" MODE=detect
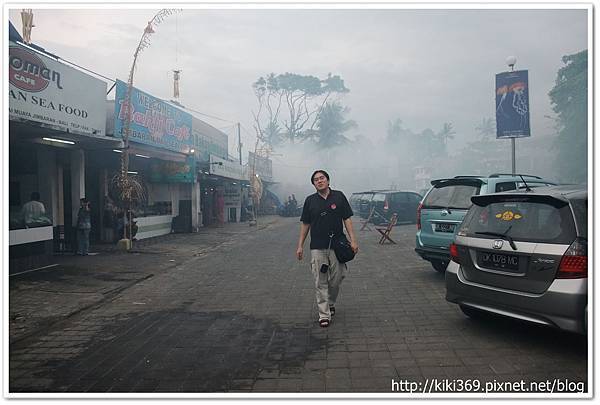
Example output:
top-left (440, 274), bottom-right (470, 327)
top-left (331, 204), bottom-right (337, 209)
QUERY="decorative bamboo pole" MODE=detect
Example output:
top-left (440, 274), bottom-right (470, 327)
top-left (118, 9), bottom-right (178, 243)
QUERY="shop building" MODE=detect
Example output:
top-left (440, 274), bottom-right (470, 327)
top-left (8, 39), bottom-right (115, 272)
top-left (103, 80), bottom-right (195, 240)
top-left (199, 155), bottom-right (244, 226)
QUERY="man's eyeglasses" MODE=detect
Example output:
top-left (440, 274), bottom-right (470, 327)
top-left (313, 176), bottom-right (327, 182)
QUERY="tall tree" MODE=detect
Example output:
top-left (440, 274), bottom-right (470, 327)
top-left (252, 72), bottom-right (349, 147)
top-left (313, 101), bottom-right (357, 148)
top-left (548, 50), bottom-right (588, 183)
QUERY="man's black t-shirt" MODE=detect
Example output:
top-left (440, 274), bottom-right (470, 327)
top-left (300, 189), bottom-right (353, 249)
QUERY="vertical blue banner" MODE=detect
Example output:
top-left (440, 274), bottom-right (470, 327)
top-left (495, 70), bottom-right (531, 138)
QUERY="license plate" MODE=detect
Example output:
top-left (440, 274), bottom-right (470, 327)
top-left (434, 223), bottom-right (455, 233)
top-left (478, 251), bottom-right (520, 272)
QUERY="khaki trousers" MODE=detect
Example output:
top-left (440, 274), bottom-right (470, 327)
top-left (310, 249), bottom-right (347, 321)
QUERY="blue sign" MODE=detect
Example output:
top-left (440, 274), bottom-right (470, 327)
top-left (114, 79), bottom-right (193, 153)
top-left (495, 70), bottom-right (530, 138)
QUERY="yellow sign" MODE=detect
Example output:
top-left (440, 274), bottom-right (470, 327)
top-left (495, 211), bottom-right (523, 221)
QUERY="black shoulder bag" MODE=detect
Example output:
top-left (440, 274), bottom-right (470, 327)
top-left (330, 232), bottom-right (355, 264)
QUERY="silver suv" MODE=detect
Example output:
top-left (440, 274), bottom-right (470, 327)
top-left (416, 173), bottom-right (555, 273)
top-left (445, 185), bottom-right (587, 334)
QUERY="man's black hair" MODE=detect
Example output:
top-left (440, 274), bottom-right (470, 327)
top-left (311, 170), bottom-right (330, 184)
top-left (30, 192), bottom-right (40, 201)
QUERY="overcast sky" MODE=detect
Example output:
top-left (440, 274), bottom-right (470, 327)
top-left (8, 5), bottom-right (589, 164)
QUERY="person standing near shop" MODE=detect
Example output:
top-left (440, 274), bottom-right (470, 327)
top-left (296, 170), bottom-right (358, 328)
top-left (76, 198), bottom-right (92, 255)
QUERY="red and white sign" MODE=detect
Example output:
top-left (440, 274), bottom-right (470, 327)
top-left (8, 41), bottom-right (106, 137)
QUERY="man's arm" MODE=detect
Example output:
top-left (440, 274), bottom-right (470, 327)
top-left (343, 218), bottom-right (359, 254)
top-left (296, 223), bottom-right (310, 260)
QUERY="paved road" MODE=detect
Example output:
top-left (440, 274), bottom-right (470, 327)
top-left (9, 216), bottom-right (587, 394)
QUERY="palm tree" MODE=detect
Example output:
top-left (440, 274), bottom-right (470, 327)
top-left (315, 101), bottom-right (357, 148)
top-left (386, 118), bottom-right (403, 143)
top-left (438, 122), bottom-right (456, 145)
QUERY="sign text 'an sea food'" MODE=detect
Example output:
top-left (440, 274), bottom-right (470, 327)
top-left (8, 41), bottom-right (106, 136)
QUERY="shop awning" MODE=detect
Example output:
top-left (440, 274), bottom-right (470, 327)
top-left (9, 120), bottom-right (123, 149)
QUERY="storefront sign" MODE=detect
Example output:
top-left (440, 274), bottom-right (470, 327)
top-left (149, 156), bottom-right (195, 183)
top-left (209, 155), bottom-right (244, 180)
top-left (114, 79), bottom-right (192, 153)
top-left (8, 41), bottom-right (106, 136)
top-left (495, 70), bottom-right (531, 138)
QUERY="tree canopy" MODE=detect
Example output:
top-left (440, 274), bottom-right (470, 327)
top-left (252, 72), bottom-right (349, 147)
top-left (312, 101), bottom-right (357, 148)
top-left (548, 49), bottom-right (587, 183)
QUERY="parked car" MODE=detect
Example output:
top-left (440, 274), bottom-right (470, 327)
top-left (415, 173), bottom-right (556, 273)
top-left (445, 185), bottom-right (587, 334)
top-left (357, 191), bottom-right (377, 219)
top-left (349, 192), bottom-right (369, 213)
top-left (369, 191), bottom-right (422, 225)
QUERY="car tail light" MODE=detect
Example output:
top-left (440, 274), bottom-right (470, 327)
top-left (416, 202), bottom-right (422, 230)
top-left (557, 238), bottom-right (587, 279)
top-left (383, 200), bottom-right (389, 211)
top-left (449, 242), bottom-right (460, 264)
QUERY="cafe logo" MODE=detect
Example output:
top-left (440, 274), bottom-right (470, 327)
top-left (9, 46), bottom-right (63, 92)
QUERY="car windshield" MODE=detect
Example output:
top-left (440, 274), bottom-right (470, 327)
top-left (423, 184), bottom-right (480, 209)
top-left (460, 201), bottom-right (577, 244)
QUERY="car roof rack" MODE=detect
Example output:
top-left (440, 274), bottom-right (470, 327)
top-left (488, 173), bottom-right (542, 179)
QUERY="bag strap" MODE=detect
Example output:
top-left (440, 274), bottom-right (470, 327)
top-left (326, 232), bottom-right (334, 262)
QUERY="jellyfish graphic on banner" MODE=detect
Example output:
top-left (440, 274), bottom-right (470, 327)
top-left (495, 70), bottom-right (531, 138)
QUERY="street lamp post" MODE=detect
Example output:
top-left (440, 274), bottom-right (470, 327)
top-left (506, 55), bottom-right (517, 175)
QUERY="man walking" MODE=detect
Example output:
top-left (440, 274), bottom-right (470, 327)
top-left (296, 170), bottom-right (358, 327)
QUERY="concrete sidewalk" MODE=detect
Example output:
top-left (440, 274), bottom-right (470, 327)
top-left (9, 216), bottom-right (281, 345)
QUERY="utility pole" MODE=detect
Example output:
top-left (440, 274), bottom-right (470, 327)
top-left (238, 123), bottom-right (242, 165)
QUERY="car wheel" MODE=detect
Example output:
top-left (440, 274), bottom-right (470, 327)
top-left (431, 260), bottom-right (448, 273)
top-left (459, 305), bottom-right (485, 319)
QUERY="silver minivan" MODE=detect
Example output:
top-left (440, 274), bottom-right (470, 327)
top-left (445, 185), bottom-right (587, 334)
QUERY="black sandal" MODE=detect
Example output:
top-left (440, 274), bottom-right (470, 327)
top-left (330, 306), bottom-right (335, 316)
top-left (319, 319), bottom-right (330, 328)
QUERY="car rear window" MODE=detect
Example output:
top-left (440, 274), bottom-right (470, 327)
top-left (423, 184), bottom-right (480, 209)
top-left (350, 194), bottom-right (362, 203)
top-left (570, 198), bottom-right (587, 238)
top-left (460, 201), bottom-right (577, 244)
top-left (372, 193), bottom-right (386, 202)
